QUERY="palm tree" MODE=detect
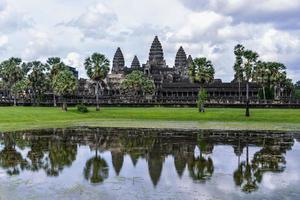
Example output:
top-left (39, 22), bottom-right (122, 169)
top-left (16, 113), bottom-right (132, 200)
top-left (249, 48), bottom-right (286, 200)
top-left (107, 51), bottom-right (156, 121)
top-left (47, 57), bottom-right (67, 107)
top-left (266, 62), bottom-right (286, 100)
top-left (84, 53), bottom-right (110, 111)
top-left (242, 49), bottom-right (259, 117)
top-left (189, 57), bottom-right (215, 112)
top-left (27, 61), bottom-right (50, 106)
top-left (233, 44), bottom-right (245, 100)
top-left (253, 61), bottom-right (268, 102)
top-left (0, 58), bottom-right (26, 106)
top-left (52, 70), bottom-right (78, 111)
top-left (11, 78), bottom-right (29, 105)
top-left (283, 78), bottom-right (294, 102)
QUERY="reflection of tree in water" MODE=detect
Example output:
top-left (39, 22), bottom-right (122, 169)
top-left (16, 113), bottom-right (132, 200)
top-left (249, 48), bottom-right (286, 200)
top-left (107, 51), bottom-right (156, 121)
top-left (0, 134), bottom-right (28, 175)
top-left (233, 136), bottom-right (293, 193)
top-left (44, 140), bottom-right (77, 176)
top-left (252, 146), bottom-right (286, 173)
top-left (187, 137), bottom-right (214, 182)
top-left (84, 150), bottom-right (109, 184)
top-left (233, 160), bottom-right (260, 193)
top-left (27, 139), bottom-right (48, 171)
top-left (188, 156), bottom-right (214, 182)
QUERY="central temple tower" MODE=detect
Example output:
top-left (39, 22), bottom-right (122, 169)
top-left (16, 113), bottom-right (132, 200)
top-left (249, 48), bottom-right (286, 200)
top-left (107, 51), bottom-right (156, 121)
top-left (148, 36), bottom-right (166, 67)
top-left (143, 36), bottom-right (169, 87)
top-left (112, 47), bottom-right (125, 74)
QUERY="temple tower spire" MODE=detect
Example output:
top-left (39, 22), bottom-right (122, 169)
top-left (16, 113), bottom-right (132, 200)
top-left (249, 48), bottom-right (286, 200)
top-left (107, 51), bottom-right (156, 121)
top-left (174, 46), bottom-right (189, 81)
top-left (174, 46), bottom-right (187, 71)
top-left (131, 55), bottom-right (141, 69)
top-left (112, 47), bottom-right (125, 74)
top-left (149, 36), bottom-right (165, 65)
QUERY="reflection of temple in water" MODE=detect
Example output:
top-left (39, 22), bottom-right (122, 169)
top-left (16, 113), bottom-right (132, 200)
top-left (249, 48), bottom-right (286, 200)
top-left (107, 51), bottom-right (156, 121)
top-left (0, 128), bottom-right (297, 189)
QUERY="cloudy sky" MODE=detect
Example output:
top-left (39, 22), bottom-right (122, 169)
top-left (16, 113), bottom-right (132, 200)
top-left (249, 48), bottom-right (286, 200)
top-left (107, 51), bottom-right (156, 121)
top-left (0, 0), bottom-right (299, 82)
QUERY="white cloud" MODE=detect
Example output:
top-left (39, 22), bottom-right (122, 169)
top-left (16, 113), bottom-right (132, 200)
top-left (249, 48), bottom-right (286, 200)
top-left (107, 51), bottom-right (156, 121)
top-left (0, 35), bottom-right (8, 46)
top-left (179, 0), bottom-right (300, 30)
top-left (0, 0), bottom-right (299, 82)
top-left (60, 3), bottom-right (118, 40)
top-left (247, 29), bottom-right (300, 68)
top-left (171, 11), bottom-right (232, 43)
top-left (0, 0), bottom-right (33, 33)
top-left (180, 0), bottom-right (300, 14)
top-left (63, 52), bottom-right (86, 78)
top-left (22, 31), bottom-right (57, 60)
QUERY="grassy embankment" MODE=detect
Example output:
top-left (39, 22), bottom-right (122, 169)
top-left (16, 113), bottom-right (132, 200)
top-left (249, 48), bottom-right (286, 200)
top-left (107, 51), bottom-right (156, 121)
top-left (0, 107), bottom-right (299, 132)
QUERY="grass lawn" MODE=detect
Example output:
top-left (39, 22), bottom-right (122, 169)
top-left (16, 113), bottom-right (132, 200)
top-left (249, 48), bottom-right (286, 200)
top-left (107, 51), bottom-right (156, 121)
top-left (0, 106), bottom-right (299, 132)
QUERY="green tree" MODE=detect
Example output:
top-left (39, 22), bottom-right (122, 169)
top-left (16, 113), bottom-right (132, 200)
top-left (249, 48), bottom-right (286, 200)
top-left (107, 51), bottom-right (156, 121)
top-left (295, 81), bottom-right (300, 88)
top-left (244, 50), bottom-right (259, 117)
top-left (84, 53), bottom-right (110, 111)
top-left (283, 78), bottom-right (294, 101)
top-left (27, 61), bottom-right (50, 105)
top-left (52, 70), bottom-right (78, 111)
top-left (121, 70), bottom-right (155, 97)
top-left (47, 57), bottom-right (67, 107)
top-left (197, 89), bottom-right (208, 112)
top-left (269, 63), bottom-right (287, 100)
top-left (11, 78), bottom-right (29, 106)
top-left (295, 81), bottom-right (300, 100)
top-left (253, 61), bottom-right (269, 102)
top-left (253, 62), bottom-right (288, 101)
top-left (233, 45), bottom-right (259, 117)
top-left (0, 58), bottom-right (27, 106)
top-left (189, 57), bottom-right (215, 112)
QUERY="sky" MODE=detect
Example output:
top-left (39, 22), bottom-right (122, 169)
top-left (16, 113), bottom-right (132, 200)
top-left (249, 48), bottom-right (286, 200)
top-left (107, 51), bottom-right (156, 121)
top-left (0, 0), bottom-right (299, 82)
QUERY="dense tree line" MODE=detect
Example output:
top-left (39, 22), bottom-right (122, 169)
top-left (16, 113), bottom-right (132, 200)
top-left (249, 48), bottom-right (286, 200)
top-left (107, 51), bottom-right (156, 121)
top-left (0, 46), bottom-right (298, 115)
top-left (0, 57), bottom-right (77, 111)
top-left (233, 44), bottom-right (296, 116)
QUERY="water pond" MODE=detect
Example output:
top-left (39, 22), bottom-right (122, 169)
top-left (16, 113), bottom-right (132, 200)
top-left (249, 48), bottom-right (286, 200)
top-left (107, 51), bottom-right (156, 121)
top-left (0, 128), bottom-right (300, 200)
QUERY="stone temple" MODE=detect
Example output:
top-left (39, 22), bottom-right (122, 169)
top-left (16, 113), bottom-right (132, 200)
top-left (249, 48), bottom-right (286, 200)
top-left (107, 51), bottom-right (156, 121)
top-left (77, 36), bottom-right (263, 105)
top-left (2, 36), bottom-right (292, 106)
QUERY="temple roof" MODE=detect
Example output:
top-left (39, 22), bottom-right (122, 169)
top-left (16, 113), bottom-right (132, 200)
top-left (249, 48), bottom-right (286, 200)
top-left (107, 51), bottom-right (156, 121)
top-left (187, 55), bottom-right (193, 64)
top-left (131, 55), bottom-right (141, 69)
top-left (175, 46), bottom-right (187, 69)
top-left (149, 36), bottom-right (164, 63)
top-left (112, 47), bottom-right (125, 74)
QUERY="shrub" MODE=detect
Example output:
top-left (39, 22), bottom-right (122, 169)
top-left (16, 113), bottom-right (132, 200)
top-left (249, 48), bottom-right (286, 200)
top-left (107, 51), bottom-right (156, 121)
top-left (77, 104), bottom-right (88, 113)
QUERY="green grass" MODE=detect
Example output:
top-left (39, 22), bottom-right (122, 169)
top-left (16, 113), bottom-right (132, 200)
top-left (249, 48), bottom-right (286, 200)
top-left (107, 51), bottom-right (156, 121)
top-left (0, 106), bottom-right (299, 132)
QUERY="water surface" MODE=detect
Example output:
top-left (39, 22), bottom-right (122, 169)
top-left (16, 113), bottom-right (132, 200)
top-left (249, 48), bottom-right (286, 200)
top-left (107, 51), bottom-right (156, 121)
top-left (0, 128), bottom-right (300, 200)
